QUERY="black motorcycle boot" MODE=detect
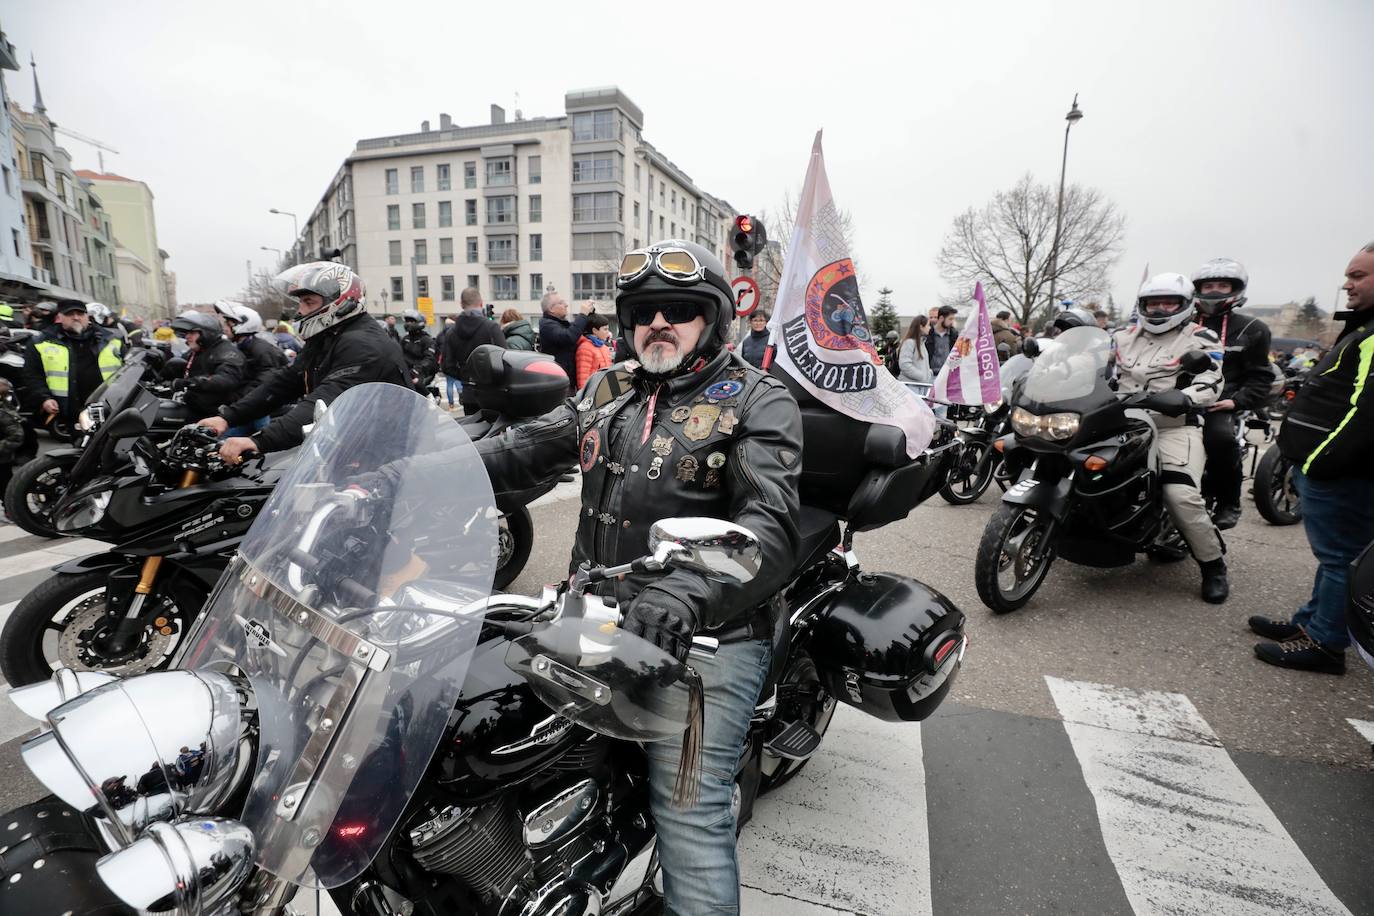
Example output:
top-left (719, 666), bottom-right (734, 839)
top-left (1213, 503), bottom-right (1242, 530)
top-left (1248, 616), bottom-right (1302, 640)
top-left (1199, 558), bottom-right (1229, 604)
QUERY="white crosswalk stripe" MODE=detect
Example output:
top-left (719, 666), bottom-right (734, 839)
top-left (1347, 719), bottom-right (1374, 750)
top-left (1047, 676), bottom-right (1353, 916)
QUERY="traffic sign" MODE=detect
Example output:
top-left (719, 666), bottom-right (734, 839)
top-left (732, 276), bottom-right (761, 317)
top-left (416, 296), bottom-right (435, 326)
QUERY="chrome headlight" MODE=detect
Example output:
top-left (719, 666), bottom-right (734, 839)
top-left (20, 670), bottom-right (254, 837)
top-left (97, 816), bottom-right (256, 914)
top-left (55, 489), bottom-right (111, 532)
top-left (1010, 407), bottom-right (1081, 441)
top-left (983, 399), bottom-right (1003, 415)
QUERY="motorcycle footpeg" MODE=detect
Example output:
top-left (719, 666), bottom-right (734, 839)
top-left (764, 720), bottom-right (823, 761)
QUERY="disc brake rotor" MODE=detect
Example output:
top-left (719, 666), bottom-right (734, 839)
top-left (57, 598), bottom-right (175, 676)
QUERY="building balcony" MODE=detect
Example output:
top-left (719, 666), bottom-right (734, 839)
top-left (484, 253), bottom-right (519, 267)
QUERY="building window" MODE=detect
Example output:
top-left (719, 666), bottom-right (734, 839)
top-left (671, 222), bottom-right (676, 237)
top-left (486, 158), bottom-right (513, 187)
top-left (659, 181), bottom-right (665, 205)
top-left (410, 166), bottom-right (424, 193)
top-left (385, 168), bottom-right (398, 194)
top-left (528, 156), bottom-right (542, 184)
top-left (465, 199), bottom-right (477, 225)
top-left (2, 165), bottom-right (10, 195)
top-left (442, 275), bottom-right (455, 301)
top-left (391, 277), bottom-right (404, 300)
top-left (529, 233), bottom-right (542, 262)
top-left (412, 203), bottom-right (426, 229)
top-left (572, 109), bottom-right (616, 141)
top-left (573, 273), bottom-right (615, 300)
top-left (573, 192), bottom-right (620, 223)
top-left (440, 237), bottom-right (454, 264)
top-left (530, 273), bottom-right (543, 300)
top-left (417, 276), bottom-right (430, 298)
top-left (437, 163), bottom-right (451, 191)
top-left (464, 161), bottom-right (476, 189)
top-left (414, 239), bottom-right (428, 264)
top-left (487, 236), bottom-right (516, 264)
top-left (632, 238), bottom-right (640, 250)
top-left (486, 196), bottom-right (515, 225)
top-left (438, 200), bottom-right (452, 227)
top-left (634, 163), bottom-right (641, 188)
top-left (572, 232), bottom-right (622, 261)
top-left (387, 205), bottom-right (400, 230)
top-left (572, 152), bottom-right (622, 183)
top-left (467, 274), bottom-right (480, 290)
top-left (388, 240), bottom-right (402, 266)
top-left (633, 201), bottom-right (640, 226)
top-left (528, 195), bottom-right (542, 223)
top-left (671, 190), bottom-right (676, 207)
top-left (11, 229), bottom-right (19, 257)
top-left (466, 237), bottom-right (478, 263)
top-left (659, 215), bottom-right (665, 235)
top-left (492, 274), bottom-right (519, 300)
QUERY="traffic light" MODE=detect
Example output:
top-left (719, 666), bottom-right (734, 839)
top-left (484, 303), bottom-right (494, 319)
top-left (729, 214), bottom-right (767, 270)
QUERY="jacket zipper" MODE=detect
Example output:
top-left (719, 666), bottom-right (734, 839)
top-left (597, 387), bottom-right (656, 562)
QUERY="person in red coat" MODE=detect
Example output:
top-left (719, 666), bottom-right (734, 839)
top-left (575, 313), bottom-right (615, 390)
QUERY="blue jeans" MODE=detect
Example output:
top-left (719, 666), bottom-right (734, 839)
top-left (224, 416), bottom-right (268, 438)
top-left (1290, 471), bottom-right (1374, 650)
top-left (645, 638), bottom-right (771, 916)
top-left (445, 374), bottom-right (462, 406)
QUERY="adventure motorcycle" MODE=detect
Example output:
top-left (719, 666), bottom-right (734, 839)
top-left (937, 354), bottom-right (1033, 505)
top-left (974, 326), bottom-right (1207, 613)
top-left (5, 348), bottom-right (192, 538)
top-left (0, 381), bottom-right (965, 916)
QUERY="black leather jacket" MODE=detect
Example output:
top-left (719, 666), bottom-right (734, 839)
top-left (400, 330), bottom-right (437, 388)
top-left (181, 338), bottom-right (246, 416)
top-left (386, 349), bottom-right (803, 633)
top-left (1198, 311), bottom-right (1273, 410)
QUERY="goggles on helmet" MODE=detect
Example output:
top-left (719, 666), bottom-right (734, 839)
top-left (617, 247), bottom-right (708, 289)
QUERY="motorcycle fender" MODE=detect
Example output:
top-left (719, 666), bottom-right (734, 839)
top-left (1001, 474), bottom-right (1073, 520)
top-left (42, 446), bottom-right (83, 461)
top-left (51, 551), bottom-right (127, 576)
top-left (52, 551), bottom-right (229, 591)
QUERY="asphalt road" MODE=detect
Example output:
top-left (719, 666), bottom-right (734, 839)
top-left (0, 464), bottom-right (1371, 915)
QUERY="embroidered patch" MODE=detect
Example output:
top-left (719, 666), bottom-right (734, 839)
top-left (684, 405), bottom-right (721, 441)
top-left (676, 455), bottom-right (700, 482)
top-left (705, 380), bottom-right (744, 401)
top-left (718, 409), bottom-right (739, 435)
top-left (704, 469), bottom-right (721, 488)
top-left (579, 429), bottom-right (601, 472)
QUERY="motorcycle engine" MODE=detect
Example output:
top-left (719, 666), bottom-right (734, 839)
top-left (409, 738), bottom-right (624, 916)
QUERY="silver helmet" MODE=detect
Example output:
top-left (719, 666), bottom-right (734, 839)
top-left (1191, 258), bottom-right (1249, 317)
top-left (1136, 272), bottom-right (1195, 334)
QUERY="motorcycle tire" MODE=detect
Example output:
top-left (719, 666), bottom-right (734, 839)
top-left (493, 506), bottom-right (534, 591)
top-left (0, 570), bottom-right (198, 687)
top-left (4, 452), bottom-right (79, 539)
top-left (975, 502), bottom-right (1057, 614)
top-left (1253, 447), bottom-right (1302, 526)
top-left (759, 651), bottom-right (836, 794)
top-left (938, 440), bottom-right (996, 505)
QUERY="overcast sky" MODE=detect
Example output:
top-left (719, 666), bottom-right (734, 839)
top-left (6, 0), bottom-right (1370, 313)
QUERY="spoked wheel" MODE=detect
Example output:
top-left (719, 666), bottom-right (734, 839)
top-left (939, 439), bottom-right (997, 505)
top-left (975, 503), bottom-right (1057, 613)
top-left (0, 571), bottom-right (192, 687)
top-left (760, 651), bottom-right (835, 794)
top-left (4, 453), bottom-right (79, 538)
top-left (1253, 448), bottom-right (1302, 526)
top-left (492, 507), bottom-right (534, 591)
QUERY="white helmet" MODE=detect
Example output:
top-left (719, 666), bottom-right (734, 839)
top-left (1191, 258), bottom-right (1249, 317)
top-left (213, 300), bottom-right (264, 337)
top-left (1136, 272), bottom-right (1195, 334)
top-left (86, 302), bottom-right (112, 324)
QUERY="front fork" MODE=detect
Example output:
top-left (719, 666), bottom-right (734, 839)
top-left (107, 469), bottom-right (201, 652)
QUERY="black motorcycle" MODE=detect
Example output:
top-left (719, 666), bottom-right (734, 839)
top-left (4, 348), bottom-right (192, 537)
top-left (0, 382), bottom-right (965, 916)
top-left (937, 354), bottom-right (1032, 505)
top-left (974, 326), bottom-right (1207, 613)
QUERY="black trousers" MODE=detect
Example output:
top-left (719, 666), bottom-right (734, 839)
top-left (1201, 409), bottom-right (1242, 506)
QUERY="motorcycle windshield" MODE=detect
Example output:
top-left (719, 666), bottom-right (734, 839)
top-left (1019, 326), bottom-right (1114, 405)
top-left (179, 382), bottom-right (496, 888)
top-left (86, 350), bottom-right (149, 412)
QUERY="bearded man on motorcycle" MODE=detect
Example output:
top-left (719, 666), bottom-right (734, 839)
top-left (361, 239), bottom-right (802, 916)
top-left (1192, 258), bottom-right (1272, 530)
top-left (1115, 273), bottom-right (1229, 603)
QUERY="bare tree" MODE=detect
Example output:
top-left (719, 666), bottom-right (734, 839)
top-left (936, 173), bottom-right (1126, 327)
top-left (235, 268), bottom-right (295, 322)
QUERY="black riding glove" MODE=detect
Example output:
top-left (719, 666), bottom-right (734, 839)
top-left (622, 589), bottom-right (698, 663)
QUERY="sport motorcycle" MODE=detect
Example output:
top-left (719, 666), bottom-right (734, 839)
top-left (0, 381), bottom-right (966, 916)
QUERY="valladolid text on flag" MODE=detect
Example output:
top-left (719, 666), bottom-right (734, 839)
top-left (932, 281), bottom-right (1003, 405)
top-left (767, 132), bottom-right (936, 458)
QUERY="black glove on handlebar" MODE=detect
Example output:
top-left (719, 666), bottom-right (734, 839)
top-left (622, 590), bottom-right (699, 663)
top-left (1123, 389), bottom-right (1190, 418)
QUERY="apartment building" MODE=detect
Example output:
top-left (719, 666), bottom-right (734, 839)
top-left (293, 87), bottom-right (737, 319)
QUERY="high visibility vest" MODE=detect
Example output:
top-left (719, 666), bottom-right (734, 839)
top-left (34, 336), bottom-right (123, 398)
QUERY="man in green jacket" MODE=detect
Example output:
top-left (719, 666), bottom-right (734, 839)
top-left (1250, 241), bottom-right (1374, 674)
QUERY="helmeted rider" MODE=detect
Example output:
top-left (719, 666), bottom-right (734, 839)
top-left (356, 239), bottom-right (803, 915)
top-left (169, 310), bottom-right (247, 419)
top-left (213, 300), bottom-right (287, 400)
top-left (196, 262), bottom-right (409, 463)
top-left (86, 302), bottom-right (125, 340)
top-left (1191, 258), bottom-right (1272, 530)
top-left (398, 308), bottom-right (437, 395)
top-left (1114, 273), bottom-right (1229, 603)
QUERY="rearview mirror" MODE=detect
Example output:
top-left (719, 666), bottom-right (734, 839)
top-left (103, 406), bottom-right (149, 440)
top-left (1022, 337), bottom-right (1041, 358)
top-left (648, 518), bottom-right (761, 585)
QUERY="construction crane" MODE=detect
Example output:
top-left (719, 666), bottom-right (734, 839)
top-left (53, 125), bottom-right (119, 173)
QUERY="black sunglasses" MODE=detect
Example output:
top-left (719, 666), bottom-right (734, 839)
top-left (629, 301), bottom-right (703, 326)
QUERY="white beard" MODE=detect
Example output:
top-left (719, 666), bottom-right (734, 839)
top-left (638, 342), bottom-right (684, 374)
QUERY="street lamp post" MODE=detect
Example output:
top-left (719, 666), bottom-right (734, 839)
top-left (269, 208), bottom-right (299, 262)
top-left (1046, 94), bottom-right (1084, 316)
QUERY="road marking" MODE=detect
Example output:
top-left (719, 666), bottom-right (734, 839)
top-left (1347, 719), bottom-right (1374, 749)
top-left (1046, 677), bottom-right (1352, 916)
top-left (0, 526), bottom-right (37, 545)
top-left (0, 539), bottom-right (105, 581)
top-left (739, 704), bottom-right (932, 916)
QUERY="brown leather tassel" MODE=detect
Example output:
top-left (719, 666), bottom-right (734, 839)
top-left (671, 665), bottom-right (705, 810)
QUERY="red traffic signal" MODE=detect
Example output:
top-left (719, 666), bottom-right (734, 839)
top-left (730, 214), bottom-right (766, 270)
top-left (735, 215), bottom-right (753, 234)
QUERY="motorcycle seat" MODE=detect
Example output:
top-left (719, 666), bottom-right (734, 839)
top-left (795, 504), bottom-right (841, 575)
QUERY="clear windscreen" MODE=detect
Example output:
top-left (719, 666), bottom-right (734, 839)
top-left (1019, 326), bottom-right (1114, 404)
top-left (178, 382), bottom-right (497, 888)
top-left (86, 349), bottom-right (151, 411)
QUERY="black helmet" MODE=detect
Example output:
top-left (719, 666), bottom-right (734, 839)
top-left (402, 308), bottom-right (426, 330)
top-left (170, 310), bottom-right (224, 348)
top-left (614, 239), bottom-right (735, 373)
top-left (885, 330), bottom-right (899, 343)
top-left (1051, 305), bottom-right (1096, 336)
